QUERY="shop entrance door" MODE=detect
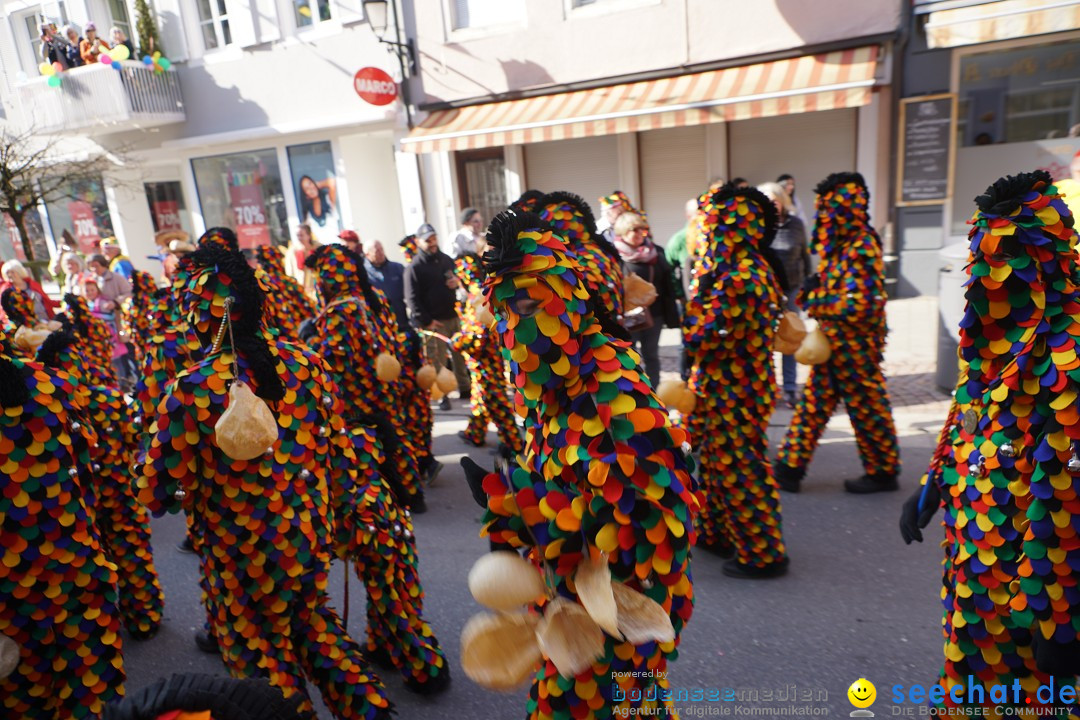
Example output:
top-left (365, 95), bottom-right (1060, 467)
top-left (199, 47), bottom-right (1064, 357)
top-left (455, 148), bottom-right (506, 231)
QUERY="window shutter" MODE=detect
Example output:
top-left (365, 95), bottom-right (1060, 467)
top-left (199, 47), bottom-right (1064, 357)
top-left (152, 0), bottom-right (190, 61)
top-left (638, 126), bottom-right (707, 245)
top-left (332, 0), bottom-right (364, 24)
top-left (250, 0), bottom-right (280, 43)
top-left (223, 0), bottom-right (257, 47)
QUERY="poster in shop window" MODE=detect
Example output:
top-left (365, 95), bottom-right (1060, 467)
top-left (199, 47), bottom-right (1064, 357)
top-left (2, 214), bottom-right (27, 261)
top-left (152, 200), bottom-right (183, 231)
top-left (68, 200), bottom-right (102, 253)
top-left (228, 180), bottom-right (272, 249)
top-left (287, 142), bottom-right (341, 245)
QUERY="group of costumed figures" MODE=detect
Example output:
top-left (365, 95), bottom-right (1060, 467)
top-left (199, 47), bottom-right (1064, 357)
top-left (0, 168), bottom-right (1077, 720)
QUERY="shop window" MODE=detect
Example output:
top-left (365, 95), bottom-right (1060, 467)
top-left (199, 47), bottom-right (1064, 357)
top-left (144, 181), bottom-right (193, 241)
top-left (294, 0), bottom-right (333, 27)
top-left (287, 142), bottom-right (341, 245)
top-left (42, 175), bottom-right (114, 255)
top-left (196, 0), bottom-right (232, 50)
top-left (191, 149), bottom-right (288, 249)
top-left (455, 148), bottom-right (506, 238)
top-left (450, 0), bottom-right (524, 30)
top-left (957, 38), bottom-right (1080, 146)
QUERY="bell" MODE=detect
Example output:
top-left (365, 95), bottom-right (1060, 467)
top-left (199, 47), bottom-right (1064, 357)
top-left (404, 529), bottom-right (413, 539)
top-left (367, 524), bottom-right (377, 534)
top-left (174, 488), bottom-right (187, 500)
top-left (319, 426), bottom-right (330, 437)
top-left (71, 421), bottom-right (81, 431)
top-left (92, 463), bottom-right (101, 471)
top-left (640, 577), bottom-right (654, 590)
top-left (403, 510), bottom-right (411, 518)
top-left (769, 303), bottom-right (779, 311)
top-left (1068, 456), bottom-right (1080, 474)
top-left (718, 329), bottom-right (729, 337)
top-left (299, 469), bottom-right (311, 480)
top-left (265, 447), bottom-right (274, 456)
top-left (393, 523), bottom-right (402, 534)
top-left (322, 395), bottom-right (333, 407)
top-left (999, 443), bottom-right (1016, 458)
top-left (68, 467), bottom-right (78, 478)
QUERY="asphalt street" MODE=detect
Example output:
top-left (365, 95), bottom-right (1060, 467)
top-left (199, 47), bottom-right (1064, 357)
top-left (123, 384), bottom-right (952, 720)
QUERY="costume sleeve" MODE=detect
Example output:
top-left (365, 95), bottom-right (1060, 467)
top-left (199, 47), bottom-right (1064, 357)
top-left (403, 264), bottom-right (430, 328)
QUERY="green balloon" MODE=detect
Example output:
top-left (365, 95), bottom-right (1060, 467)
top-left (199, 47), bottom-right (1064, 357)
top-left (47, 75), bottom-right (61, 88)
top-left (158, 57), bottom-right (172, 70)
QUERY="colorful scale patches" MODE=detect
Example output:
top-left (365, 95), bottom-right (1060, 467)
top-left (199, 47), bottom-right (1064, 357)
top-left (329, 423), bottom-right (448, 692)
top-left (139, 238), bottom-right (392, 719)
top-left (682, 184), bottom-right (787, 567)
top-left (0, 346), bottom-right (126, 719)
top-left (776, 173), bottom-right (899, 480)
top-left (0, 286), bottom-right (38, 332)
top-left (119, 270), bottom-right (161, 367)
top-left (39, 338), bottom-right (164, 639)
top-left (255, 244), bottom-right (317, 342)
top-left (538, 192), bottom-right (624, 318)
top-left (921, 172), bottom-right (1080, 717)
top-left (60, 293), bottom-right (119, 386)
top-left (451, 254), bottom-right (524, 452)
top-left (479, 212), bottom-right (698, 720)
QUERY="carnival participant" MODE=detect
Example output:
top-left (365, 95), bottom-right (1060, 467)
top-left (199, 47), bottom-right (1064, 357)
top-left (253, 243), bottom-right (317, 342)
top-left (461, 211), bottom-right (697, 719)
top-left (899, 171), bottom-right (1080, 713)
top-left (683, 183), bottom-right (789, 577)
top-left (774, 172), bottom-right (899, 494)
top-left (137, 229), bottom-right (392, 719)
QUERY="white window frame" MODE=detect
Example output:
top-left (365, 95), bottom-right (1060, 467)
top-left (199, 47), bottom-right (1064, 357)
top-left (104, 0), bottom-right (133, 43)
top-left (11, 1), bottom-right (69, 74)
top-left (563, 0), bottom-right (663, 19)
top-left (195, 0), bottom-right (232, 51)
top-left (442, 0), bottom-right (526, 41)
top-left (292, 0), bottom-right (334, 28)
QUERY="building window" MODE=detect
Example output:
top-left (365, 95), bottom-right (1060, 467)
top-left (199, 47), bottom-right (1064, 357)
top-left (455, 148), bottom-right (505, 240)
top-left (106, 0), bottom-right (133, 43)
top-left (294, 0), bottom-right (333, 27)
top-left (450, 0), bottom-right (524, 30)
top-left (191, 149), bottom-right (288, 249)
top-left (287, 142), bottom-right (341, 244)
top-left (957, 37), bottom-right (1080, 147)
top-left (43, 175), bottom-right (115, 255)
top-left (196, 0), bottom-right (232, 50)
top-left (144, 181), bottom-right (193, 241)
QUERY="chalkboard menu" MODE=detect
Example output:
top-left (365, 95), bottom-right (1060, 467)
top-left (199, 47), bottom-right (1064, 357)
top-left (897, 93), bottom-right (956, 206)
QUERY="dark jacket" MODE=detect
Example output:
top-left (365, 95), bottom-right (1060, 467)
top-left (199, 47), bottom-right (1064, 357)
top-left (63, 38), bottom-right (84, 68)
top-left (365, 257), bottom-right (409, 330)
top-left (404, 248), bottom-right (458, 326)
top-left (623, 252), bottom-right (680, 329)
top-left (772, 215), bottom-right (811, 295)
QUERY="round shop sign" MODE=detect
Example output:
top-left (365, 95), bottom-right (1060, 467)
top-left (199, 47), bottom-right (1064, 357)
top-left (354, 67), bottom-right (398, 106)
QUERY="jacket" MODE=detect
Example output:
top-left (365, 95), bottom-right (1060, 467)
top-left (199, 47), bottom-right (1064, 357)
top-left (94, 269), bottom-right (132, 305)
top-left (623, 252), bottom-right (680, 329)
top-left (404, 249), bottom-right (457, 326)
top-left (771, 215), bottom-right (811, 295)
top-left (365, 257), bottom-right (409, 330)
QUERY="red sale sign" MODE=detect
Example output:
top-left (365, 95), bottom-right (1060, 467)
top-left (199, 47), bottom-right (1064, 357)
top-left (354, 67), bottom-right (398, 106)
top-left (152, 200), bottom-right (182, 231)
top-left (68, 201), bottom-right (101, 253)
top-left (2, 214), bottom-right (27, 261)
top-left (228, 183), bottom-right (271, 250)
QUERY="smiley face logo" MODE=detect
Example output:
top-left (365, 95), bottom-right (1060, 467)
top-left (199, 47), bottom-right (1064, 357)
top-left (848, 678), bottom-right (876, 709)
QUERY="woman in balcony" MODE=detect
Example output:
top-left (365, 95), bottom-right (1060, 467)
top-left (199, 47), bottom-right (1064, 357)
top-left (79, 22), bottom-right (110, 66)
top-left (110, 27), bottom-right (135, 59)
top-left (62, 25), bottom-right (84, 67)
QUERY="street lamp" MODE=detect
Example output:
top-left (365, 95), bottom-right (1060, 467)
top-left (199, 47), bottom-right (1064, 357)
top-left (362, 0), bottom-right (416, 76)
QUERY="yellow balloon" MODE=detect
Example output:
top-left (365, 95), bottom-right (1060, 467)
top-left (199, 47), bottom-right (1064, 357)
top-left (111, 44), bottom-right (130, 61)
top-left (39, 62), bottom-right (55, 76)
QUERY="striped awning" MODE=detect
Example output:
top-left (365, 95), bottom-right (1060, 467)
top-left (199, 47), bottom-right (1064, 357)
top-left (402, 46), bottom-right (879, 153)
top-left (925, 0), bottom-right (1080, 48)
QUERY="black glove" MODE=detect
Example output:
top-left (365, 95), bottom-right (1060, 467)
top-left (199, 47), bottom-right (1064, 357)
top-left (1033, 634), bottom-right (1080, 676)
top-left (899, 480), bottom-right (941, 545)
top-left (460, 456), bottom-right (491, 509)
top-left (298, 318), bottom-right (316, 342)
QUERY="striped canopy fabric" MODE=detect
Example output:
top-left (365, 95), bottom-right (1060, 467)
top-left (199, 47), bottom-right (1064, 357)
top-left (925, 0), bottom-right (1080, 49)
top-left (402, 46), bottom-right (879, 153)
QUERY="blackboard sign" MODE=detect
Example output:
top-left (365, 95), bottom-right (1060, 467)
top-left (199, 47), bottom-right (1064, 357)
top-left (897, 93), bottom-right (956, 206)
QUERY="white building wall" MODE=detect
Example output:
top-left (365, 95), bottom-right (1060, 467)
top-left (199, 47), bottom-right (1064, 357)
top-left (337, 131), bottom-right (407, 261)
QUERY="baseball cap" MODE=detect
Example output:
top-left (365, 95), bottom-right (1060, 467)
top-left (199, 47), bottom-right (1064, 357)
top-left (416, 223), bottom-right (436, 240)
top-left (338, 229), bottom-right (359, 243)
top-left (100, 236), bottom-right (118, 246)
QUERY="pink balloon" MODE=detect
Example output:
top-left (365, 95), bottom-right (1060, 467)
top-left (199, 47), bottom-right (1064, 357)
top-left (99, 53), bottom-right (112, 64)
top-left (51, 61), bottom-right (63, 74)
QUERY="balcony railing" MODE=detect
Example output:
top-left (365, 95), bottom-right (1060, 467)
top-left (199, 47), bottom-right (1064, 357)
top-left (16, 60), bottom-right (184, 135)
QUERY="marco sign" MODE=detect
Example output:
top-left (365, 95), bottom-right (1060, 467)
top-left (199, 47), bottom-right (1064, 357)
top-left (354, 67), bottom-right (398, 106)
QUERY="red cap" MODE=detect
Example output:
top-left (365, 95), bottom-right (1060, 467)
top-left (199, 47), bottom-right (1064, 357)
top-left (338, 229), bottom-right (359, 242)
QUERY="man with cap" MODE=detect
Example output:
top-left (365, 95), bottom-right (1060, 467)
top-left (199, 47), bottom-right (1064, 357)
top-left (101, 237), bottom-right (134, 281)
top-left (403, 223), bottom-right (470, 410)
top-left (339, 228), bottom-right (362, 254)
